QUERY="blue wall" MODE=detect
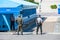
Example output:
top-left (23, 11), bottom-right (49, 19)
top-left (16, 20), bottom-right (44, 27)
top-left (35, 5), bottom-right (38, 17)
top-left (0, 0), bottom-right (37, 32)
top-left (22, 8), bottom-right (36, 17)
top-left (0, 8), bottom-right (36, 31)
top-left (58, 5), bottom-right (60, 14)
top-left (58, 8), bottom-right (60, 14)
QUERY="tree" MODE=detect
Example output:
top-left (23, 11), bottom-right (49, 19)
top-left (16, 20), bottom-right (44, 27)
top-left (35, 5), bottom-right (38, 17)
top-left (25, 0), bottom-right (39, 4)
top-left (25, 0), bottom-right (34, 2)
top-left (50, 4), bottom-right (57, 9)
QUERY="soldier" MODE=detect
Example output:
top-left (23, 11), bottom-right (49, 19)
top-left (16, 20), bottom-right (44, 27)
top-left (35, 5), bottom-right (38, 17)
top-left (36, 15), bottom-right (43, 35)
top-left (16, 15), bottom-right (23, 35)
top-left (10, 14), bottom-right (15, 31)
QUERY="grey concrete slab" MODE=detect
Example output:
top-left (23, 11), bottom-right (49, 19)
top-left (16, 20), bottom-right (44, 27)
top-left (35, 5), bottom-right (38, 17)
top-left (0, 32), bottom-right (60, 40)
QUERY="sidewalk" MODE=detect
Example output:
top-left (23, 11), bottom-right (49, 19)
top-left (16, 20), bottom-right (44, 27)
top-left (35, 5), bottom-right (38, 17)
top-left (0, 32), bottom-right (60, 40)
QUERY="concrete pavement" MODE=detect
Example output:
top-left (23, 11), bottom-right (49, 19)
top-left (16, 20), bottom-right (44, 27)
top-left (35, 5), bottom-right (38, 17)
top-left (0, 32), bottom-right (60, 40)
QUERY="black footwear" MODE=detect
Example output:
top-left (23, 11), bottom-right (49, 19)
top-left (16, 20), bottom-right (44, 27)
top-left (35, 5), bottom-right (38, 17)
top-left (17, 33), bottom-right (19, 35)
top-left (41, 33), bottom-right (42, 35)
top-left (21, 34), bottom-right (23, 35)
top-left (36, 33), bottom-right (38, 35)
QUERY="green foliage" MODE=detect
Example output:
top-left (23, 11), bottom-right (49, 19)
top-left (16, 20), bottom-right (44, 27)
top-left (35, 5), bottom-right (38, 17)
top-left (25, 0), bottom-right (34, 2)
top-left (32, 2), bottom-right (39, 4)
top-left (25, 0), bottom-right (39, 4)
top-left (50, 5), bottom-right (57, 9)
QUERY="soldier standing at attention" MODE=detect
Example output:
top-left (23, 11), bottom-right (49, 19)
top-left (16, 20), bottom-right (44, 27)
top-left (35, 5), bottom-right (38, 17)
top-left (36, 15), bottom-right (43, 35)
top-left (16, 15), bottom-right (23, 35)
top-left (10, 14), bottom-right (15, 31)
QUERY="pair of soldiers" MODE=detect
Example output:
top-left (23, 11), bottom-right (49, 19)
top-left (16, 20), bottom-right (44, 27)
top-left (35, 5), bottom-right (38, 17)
top-left (16, 15), bottom-right (43, 35)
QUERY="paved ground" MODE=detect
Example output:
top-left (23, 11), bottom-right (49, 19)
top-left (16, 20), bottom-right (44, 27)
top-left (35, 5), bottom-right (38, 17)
top-left (0, 32), bottom-right (60, 40)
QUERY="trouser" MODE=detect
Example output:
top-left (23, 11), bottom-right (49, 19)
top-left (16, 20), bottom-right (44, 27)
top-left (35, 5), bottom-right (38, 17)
top-left (10, 22), bottom-right (15, 31)
top-left (17, 25), bottom-right (23, 35)
top-left (36, 24), bottom-right (42, 34)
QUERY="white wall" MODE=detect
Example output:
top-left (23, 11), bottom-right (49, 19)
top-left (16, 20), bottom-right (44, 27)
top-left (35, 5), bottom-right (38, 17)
top-left (34, 0), bottom-right (60, 2)
top-left (36, 0), bottom-right (60, 14)
top-left (41, 2), bottom-right (60, 13)
top-left (43, 0), bottom-right (60, 2)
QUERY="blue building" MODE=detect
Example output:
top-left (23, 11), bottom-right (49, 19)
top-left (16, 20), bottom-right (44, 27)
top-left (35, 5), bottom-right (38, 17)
top-left (0, 0), bottom-right (37, 31)
top-left (58, 5), bottom-right (60, 14)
